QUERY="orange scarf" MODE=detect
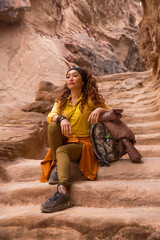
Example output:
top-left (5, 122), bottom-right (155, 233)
top-left (40, 136), bottom-right (98, 182)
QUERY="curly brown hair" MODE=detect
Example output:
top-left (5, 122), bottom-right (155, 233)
top-left (57, 69), bottom-right (105, 112)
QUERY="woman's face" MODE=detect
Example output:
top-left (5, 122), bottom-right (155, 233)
top-left (66, 70), bottom-right (83, 91)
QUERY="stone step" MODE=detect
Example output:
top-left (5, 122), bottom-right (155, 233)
top-left (135, 133), bottom-right (160, 145)
top-left (136, 145), bottom-right (160, 157)
top-left (4, 157), bottom-right (160, 183)
top-left (4, 158), bottom-right (82, 182)
top-left (123, 103), bottom-right (159, 112)
top-left (0, 179), bottom-right (160, 208)
top-left (98, 157), bottom-right (160, 180)
top-left (70, 180), bottom-right (160, 208)
top-left (126, 105), bottom-right (159, 114)
top-left (122, 111), bottom-right (160, 124)
top-left (109, 97), bottom-right (158, 107)
top-left (109, 99), bottom-right (159, 109)
top-left (0, 205), bottom-right (160, 239)
top-left (4, 159), bottom-right (42, 182)
top-left (134, 148), bottom-right (153, 157)
top-left (106, 94), bottom-right (158, 105)
top-left (128, 121), bottom-right (160, 134)
top-left (110, 104), bottom-right (158, 114)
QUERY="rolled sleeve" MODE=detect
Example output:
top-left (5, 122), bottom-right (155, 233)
top-left (47, 102), bottom-right (60, 123)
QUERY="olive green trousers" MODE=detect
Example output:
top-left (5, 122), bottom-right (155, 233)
top-left (48, 122), bottom-right (83, 185)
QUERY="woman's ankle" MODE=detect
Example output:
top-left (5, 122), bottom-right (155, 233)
top-left (58, 184), bottom-right (67, 195)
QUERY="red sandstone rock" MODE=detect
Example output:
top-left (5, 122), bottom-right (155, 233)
top-left (0, 0), bottom-right (31, 23)
top-left (0, 0), bottom-right (144, 121)
top-left (22, 101), bottom-right (53, 114)
top-left (0, 111), bottom-right (48, 161)
top-left (139, 0), bottom-right (160, 75)
top-left (35, 81), bottom-right (62, 103)
top-left (22, 81), bottom-right (63, 114)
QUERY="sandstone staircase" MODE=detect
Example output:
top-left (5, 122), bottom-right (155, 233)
top-left (0, 70), bottom-right (160, 240)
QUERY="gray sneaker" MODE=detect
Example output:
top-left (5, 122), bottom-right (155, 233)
top-left (41, 186), bottom-right (73, 213)
top-left (48, 167), bottom-right (58, 185)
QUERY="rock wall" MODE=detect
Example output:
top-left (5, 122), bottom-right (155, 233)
top-left (139, 0), bottom-right (160, 120)
top-left (0, 0), bottom-right (31, 23)
top-left (139, 0), bottom-right (160, 76)
top-left (0, 0), bottom-right (143, 120)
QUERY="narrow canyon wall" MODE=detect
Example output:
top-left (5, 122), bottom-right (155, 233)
top-left (139, 0), bottom-right (160, 75)
top-left (0, 0), bottom-right (143, 119)
top-left (139, 0), bottom-right (160, 112)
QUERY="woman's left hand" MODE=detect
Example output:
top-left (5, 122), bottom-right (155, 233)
top-left (88, 108), bottom-right (106, 124)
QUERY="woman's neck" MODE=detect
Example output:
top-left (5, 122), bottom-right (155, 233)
top-left (71, 89), bottom-right (82, 101)
top-left (70, 89), bottom-right (82, 105)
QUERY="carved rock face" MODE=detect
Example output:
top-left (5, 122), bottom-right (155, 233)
top-left (0, 0), bottom-right (31, 23)
top-left (139, 0), bottom-right (160, 74)
top-left (22, 81), bottom-right (63, 114)
top-left (0, 0), bottom-right (144, 121)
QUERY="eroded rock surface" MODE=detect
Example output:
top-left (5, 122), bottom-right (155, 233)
top-left (139, 0), bottom-right (160, 75)
top-left (22, 81), bottom-right (63, 113)
top-left (0, 0), bottom-right (31, 23)
top-left (0, 0), bottom-right (143, 120)
top-left (0, 111), bottom-right (47, 161)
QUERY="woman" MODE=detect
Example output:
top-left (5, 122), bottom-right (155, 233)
top-left (41, 67), bottom-right (111, 213)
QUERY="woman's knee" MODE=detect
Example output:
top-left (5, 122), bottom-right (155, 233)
top-left (56, 146), bottom-right (68, 156)
top-left (48, 122), bottom-right (60, 135)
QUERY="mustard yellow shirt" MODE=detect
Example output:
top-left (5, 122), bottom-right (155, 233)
top-left (47, 95), bottom-right (112, 137)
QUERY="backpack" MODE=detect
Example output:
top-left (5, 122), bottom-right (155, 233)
top-left (90, 122), bottom-right (120, 166)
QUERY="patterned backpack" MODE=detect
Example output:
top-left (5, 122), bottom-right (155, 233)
top-left (90, 122), bottom-right (120, 166)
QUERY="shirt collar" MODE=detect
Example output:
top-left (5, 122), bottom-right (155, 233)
top-left (67, 93), bottom-right (83, 105)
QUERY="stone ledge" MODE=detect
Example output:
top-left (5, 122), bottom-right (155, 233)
top-left (0, 179), bottom-right (160, 208)
top-left (0, 205), bottom-right (160, 239)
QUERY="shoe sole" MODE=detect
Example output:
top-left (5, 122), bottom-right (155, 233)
top-left (48, 180), bottom-right (72, 185)
top-left (48, 180), bottom-right (58, 185)
top-left (41, 200), bottom-right (73, 213)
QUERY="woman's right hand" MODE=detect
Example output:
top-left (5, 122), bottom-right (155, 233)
top-left (60, 119), bottom-right (72, 137)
